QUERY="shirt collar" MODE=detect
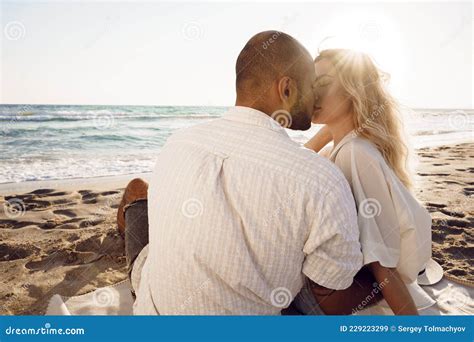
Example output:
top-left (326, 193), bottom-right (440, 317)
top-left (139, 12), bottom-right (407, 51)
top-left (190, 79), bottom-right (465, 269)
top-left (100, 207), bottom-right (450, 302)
top-left (222, 106), bottom-right (288, 134)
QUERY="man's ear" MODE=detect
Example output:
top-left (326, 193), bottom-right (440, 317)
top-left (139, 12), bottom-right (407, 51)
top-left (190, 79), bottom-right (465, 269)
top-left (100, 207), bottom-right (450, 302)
top-left (277, 77), bottom-right (297, 108)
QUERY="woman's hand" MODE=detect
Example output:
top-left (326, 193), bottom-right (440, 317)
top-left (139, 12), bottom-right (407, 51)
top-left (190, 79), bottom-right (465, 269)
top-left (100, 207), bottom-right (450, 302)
top-left (304, 125), bottom-right (333, 153)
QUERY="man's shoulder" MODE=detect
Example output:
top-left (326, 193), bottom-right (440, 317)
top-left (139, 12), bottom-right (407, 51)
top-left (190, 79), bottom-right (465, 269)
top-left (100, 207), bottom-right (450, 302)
top-left (164, 120), bottom-right (348, 190)
top-left (291, 146), bottom-right (348, 189)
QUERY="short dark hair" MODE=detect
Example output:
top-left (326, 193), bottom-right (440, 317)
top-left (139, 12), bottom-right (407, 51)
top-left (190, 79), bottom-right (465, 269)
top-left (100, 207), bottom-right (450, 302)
top-left (235, 31), bottom-right (309, 95)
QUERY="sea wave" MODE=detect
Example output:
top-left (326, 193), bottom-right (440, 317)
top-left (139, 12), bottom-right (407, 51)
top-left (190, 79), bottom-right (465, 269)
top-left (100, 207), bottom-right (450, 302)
top-left (1, 105), bottom-right (472, 184)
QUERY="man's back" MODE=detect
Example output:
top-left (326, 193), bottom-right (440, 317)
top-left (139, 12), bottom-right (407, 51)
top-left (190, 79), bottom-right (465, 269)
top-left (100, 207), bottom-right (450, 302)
top-left (134, 106), bottom-right (362, 314)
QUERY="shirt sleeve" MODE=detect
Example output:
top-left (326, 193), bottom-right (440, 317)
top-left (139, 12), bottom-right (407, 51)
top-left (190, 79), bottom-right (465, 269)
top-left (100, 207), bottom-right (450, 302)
top-left (302, 178), bottom-right (363, 290)
top-left (335, 142), bottom-right (402, 269)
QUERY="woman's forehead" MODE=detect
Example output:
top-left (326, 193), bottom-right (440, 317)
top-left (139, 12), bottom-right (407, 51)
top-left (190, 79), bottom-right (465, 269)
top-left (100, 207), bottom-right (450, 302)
top-left (314, 59), bottom-right (335, 76)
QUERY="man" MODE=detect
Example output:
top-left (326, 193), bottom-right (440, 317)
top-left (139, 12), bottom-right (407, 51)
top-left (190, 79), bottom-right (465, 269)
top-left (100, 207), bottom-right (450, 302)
top-left (118, 31), bottom-right (378, 315)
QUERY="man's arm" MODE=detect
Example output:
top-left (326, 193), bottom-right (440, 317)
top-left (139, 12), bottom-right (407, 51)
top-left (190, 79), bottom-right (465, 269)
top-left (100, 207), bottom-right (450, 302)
top-left (309, 266), bottom-right (384, 315)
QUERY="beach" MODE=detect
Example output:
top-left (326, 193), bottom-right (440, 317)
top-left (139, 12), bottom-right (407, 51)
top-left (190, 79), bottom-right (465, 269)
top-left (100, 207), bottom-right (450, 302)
top-left (416, 143), bottom-right (473, 282)
top-left (0, 142), bottom-right (472, 315)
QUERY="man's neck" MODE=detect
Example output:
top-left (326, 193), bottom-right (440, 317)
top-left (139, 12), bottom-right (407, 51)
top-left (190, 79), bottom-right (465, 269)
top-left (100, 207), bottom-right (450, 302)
top-left (235, 99), bottom-right (271, 117)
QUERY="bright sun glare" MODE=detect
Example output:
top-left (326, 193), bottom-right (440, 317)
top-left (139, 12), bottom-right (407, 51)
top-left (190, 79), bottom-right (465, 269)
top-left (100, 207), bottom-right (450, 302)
top-left (318, 10), bottom-right (406, 89)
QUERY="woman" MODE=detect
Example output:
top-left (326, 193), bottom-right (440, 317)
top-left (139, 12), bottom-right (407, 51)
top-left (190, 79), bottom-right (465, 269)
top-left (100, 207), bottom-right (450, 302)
top-left (305, 49), bottom-right (437, 315)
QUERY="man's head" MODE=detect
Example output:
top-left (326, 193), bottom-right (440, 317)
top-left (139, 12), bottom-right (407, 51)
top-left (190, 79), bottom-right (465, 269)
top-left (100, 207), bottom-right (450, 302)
top-left (235, 31), bottom-right (317, 130)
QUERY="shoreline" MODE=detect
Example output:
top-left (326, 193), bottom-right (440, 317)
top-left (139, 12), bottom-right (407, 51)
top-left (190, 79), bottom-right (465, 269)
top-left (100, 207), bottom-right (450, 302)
top-left (1, 135), bottom-right (472, 196)
top-left (0, 173), bottom-right (152, 196)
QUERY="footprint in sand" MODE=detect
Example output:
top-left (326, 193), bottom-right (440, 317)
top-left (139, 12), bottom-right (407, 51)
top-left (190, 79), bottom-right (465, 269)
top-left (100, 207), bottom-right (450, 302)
top-left (99, 190), bottom-right (121, 196)
top-left (79, 217), bottom-right (106, 228)
top-left (432, 224), bottom-right (464, 242)
top-left (417, 172), bottom-right (451, 177)
top-left (52, 209), bottom-right (77, 218)
top-left (426, 202), bottom-right (447, 208)
top-left (0, 219), bottom-right (38, 229)
top-left (425, 202), bottom-right (447, 213)
top-left (4, 196), bottom-right (52, 212)
top-left (28, 189), bottom-right (56, 195)
top-left (419, 153), bottom-right (436, 158)
top-left (448, 268), bottom-right (468, 277)
top-left (444, 180), bottom-right (464, 185)
top-left (24, 250), bottom-right (102, 271)
top-left (0, 243), bottom-right (40, 261)
top-left (75, 231), bottom-right (124, 256)
top-left (53, 217), bottom-right (89, 230)
top-left (444, 246), bottom-right (474, 259)
top-left (78, 189), bottom-right (121, 205)
top-left (439, 208), bottom-right (466, 218)
top-left (79, 190), bottom-right (101, 204)
top-left (463, 187), bottom-right (474, 197)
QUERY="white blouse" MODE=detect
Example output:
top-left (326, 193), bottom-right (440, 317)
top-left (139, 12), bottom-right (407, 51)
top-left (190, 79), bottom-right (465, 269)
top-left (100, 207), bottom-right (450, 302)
top-left (323, 130), bottom-right (436, 310)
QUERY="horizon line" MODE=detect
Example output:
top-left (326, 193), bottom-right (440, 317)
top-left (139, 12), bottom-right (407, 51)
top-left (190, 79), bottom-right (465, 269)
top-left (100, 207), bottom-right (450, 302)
top-left (0, 103), bottom-right (472, 111)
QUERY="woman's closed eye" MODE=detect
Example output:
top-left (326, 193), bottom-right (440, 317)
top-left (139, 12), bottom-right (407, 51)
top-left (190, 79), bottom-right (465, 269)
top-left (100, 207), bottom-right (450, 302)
top-left (317, 80), bottom-right (332, 87)
top-left (315, 75), bottom-right (334, 88)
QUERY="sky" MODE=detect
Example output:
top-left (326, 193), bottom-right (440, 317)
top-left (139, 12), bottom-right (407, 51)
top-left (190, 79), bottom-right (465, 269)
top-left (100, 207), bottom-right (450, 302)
top-left (1, 0), bottom-right (472, 108)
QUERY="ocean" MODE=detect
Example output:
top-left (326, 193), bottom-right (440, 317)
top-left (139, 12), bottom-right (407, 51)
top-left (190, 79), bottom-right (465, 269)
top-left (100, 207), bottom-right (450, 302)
top-left (0, 104), bottom-right (472, 184)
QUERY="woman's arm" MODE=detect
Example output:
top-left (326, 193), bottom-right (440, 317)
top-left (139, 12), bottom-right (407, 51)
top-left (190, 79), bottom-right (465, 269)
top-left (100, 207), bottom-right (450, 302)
top-left (368, 262), bottom-right (419, 315)
top-left (304, 125), bottom-right (332, 152)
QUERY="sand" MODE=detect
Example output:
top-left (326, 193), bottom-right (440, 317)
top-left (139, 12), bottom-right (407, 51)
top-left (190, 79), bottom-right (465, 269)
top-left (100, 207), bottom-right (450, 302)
top-left (415, 143), bottom-right (473, 282)
top-left (0, 143), bottom-right (472, 315)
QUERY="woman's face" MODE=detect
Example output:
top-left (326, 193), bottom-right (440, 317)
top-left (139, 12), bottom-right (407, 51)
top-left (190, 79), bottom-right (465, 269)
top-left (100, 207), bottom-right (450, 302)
top-left (312, 59), bottom-right (352, 125)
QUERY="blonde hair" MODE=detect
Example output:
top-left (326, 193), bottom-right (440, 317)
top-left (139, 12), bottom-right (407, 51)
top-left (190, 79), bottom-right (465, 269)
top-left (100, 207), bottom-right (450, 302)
top-left (315, 49), bottom-right (412, 189)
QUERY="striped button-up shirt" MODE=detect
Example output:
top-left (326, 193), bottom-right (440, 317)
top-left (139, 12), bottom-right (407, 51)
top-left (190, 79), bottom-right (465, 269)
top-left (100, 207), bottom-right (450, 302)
top-left (133, 106), bottom-right (362, 315)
